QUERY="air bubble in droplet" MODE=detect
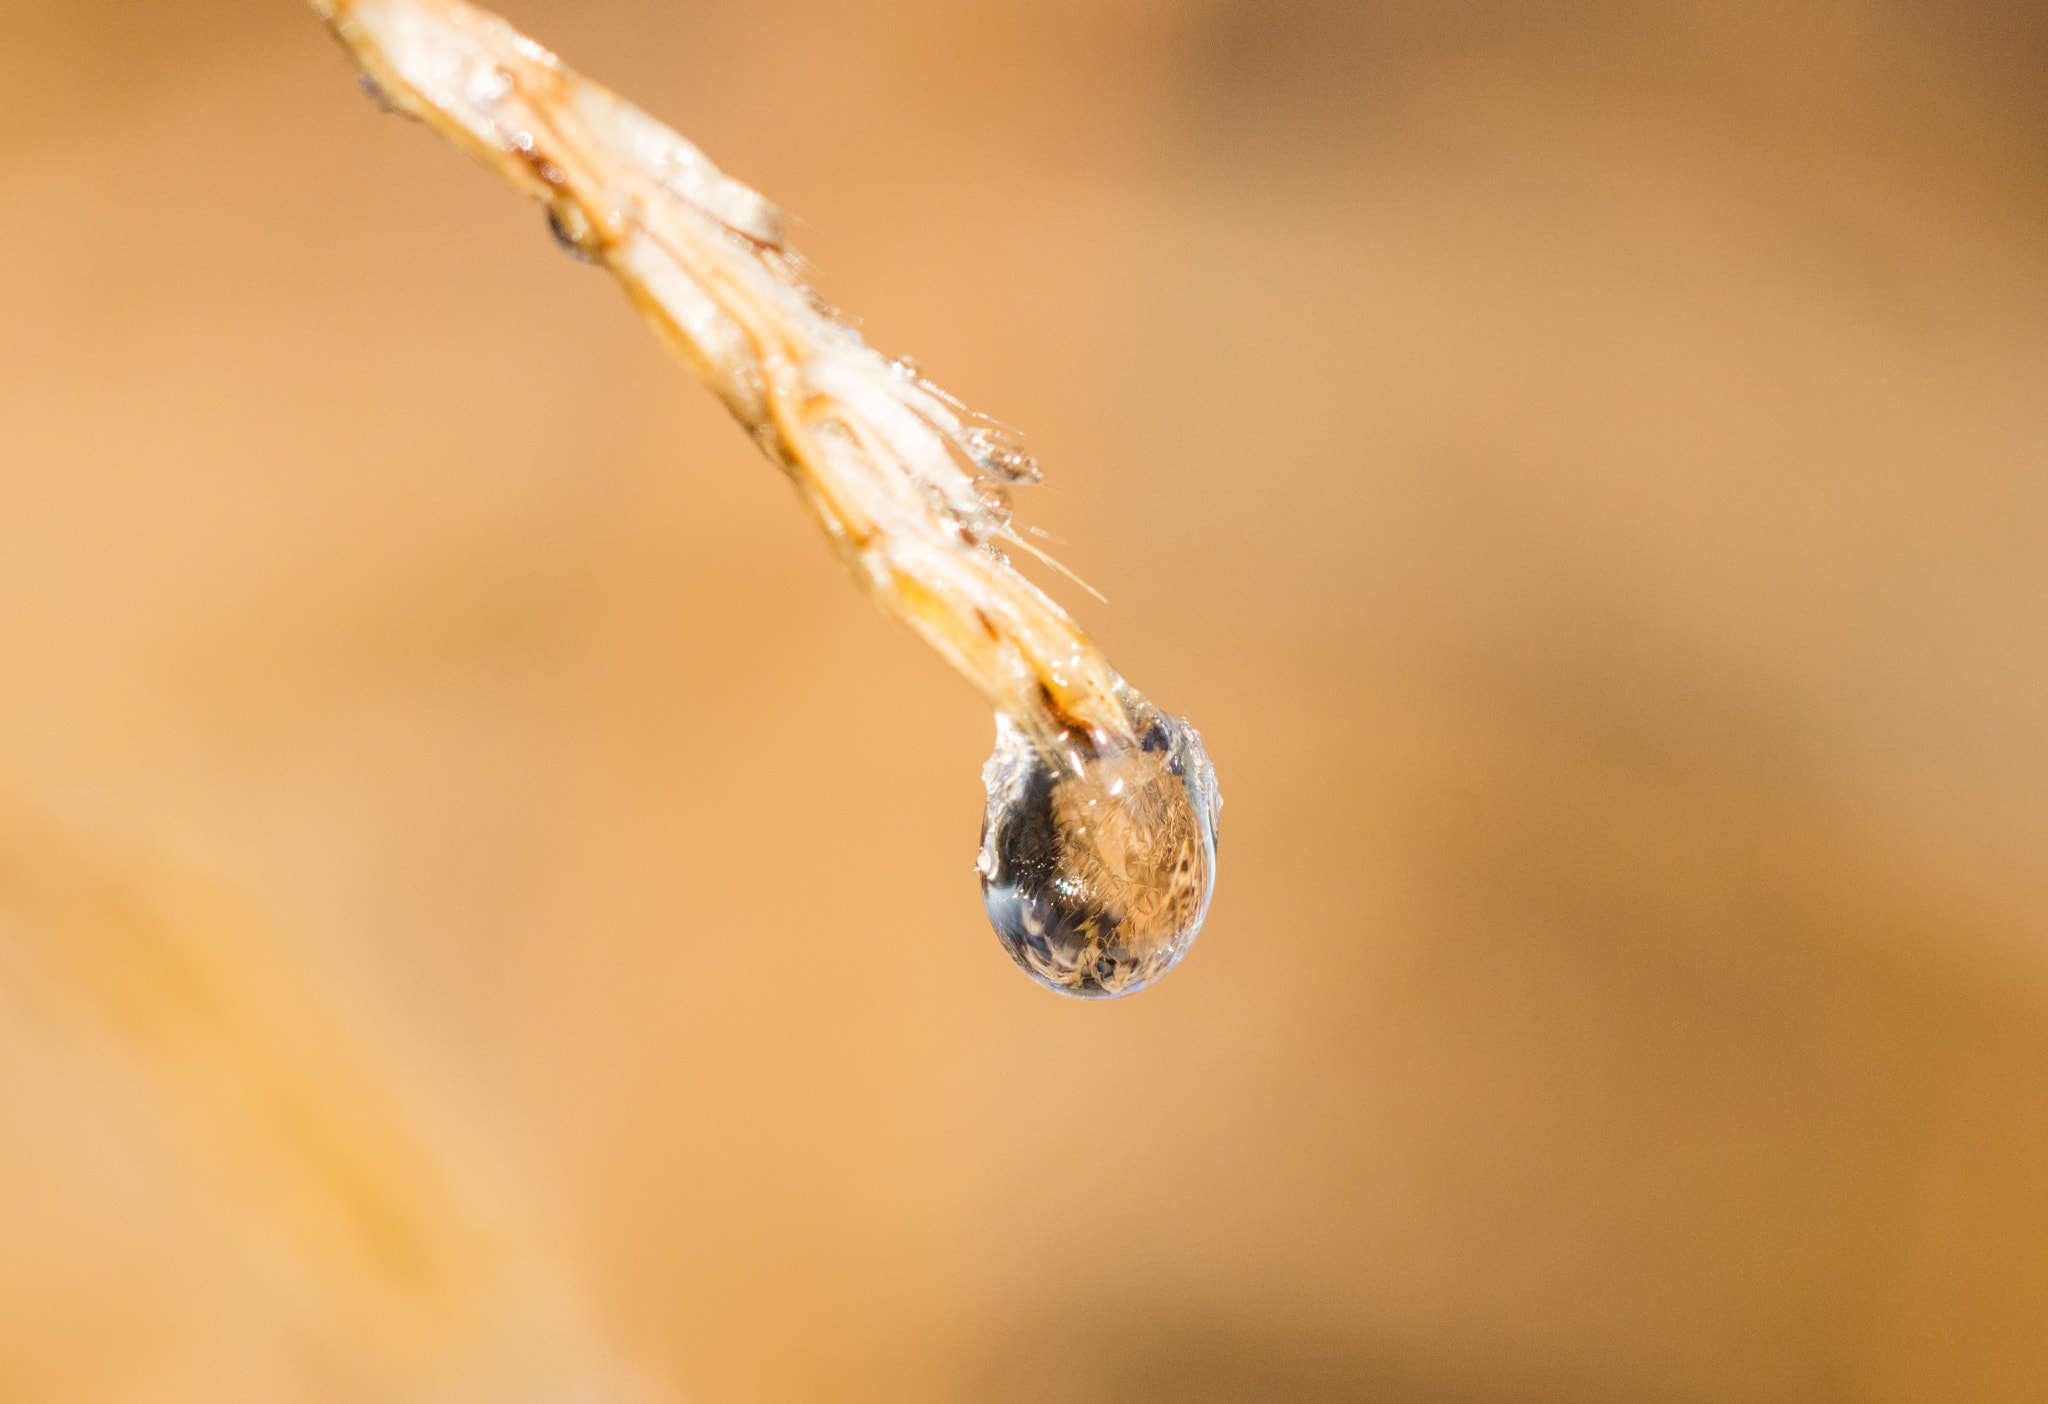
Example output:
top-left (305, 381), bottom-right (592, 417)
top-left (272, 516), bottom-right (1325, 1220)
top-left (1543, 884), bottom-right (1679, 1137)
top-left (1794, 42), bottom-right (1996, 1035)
top-left (977, 695), bottom-right (1220, 998)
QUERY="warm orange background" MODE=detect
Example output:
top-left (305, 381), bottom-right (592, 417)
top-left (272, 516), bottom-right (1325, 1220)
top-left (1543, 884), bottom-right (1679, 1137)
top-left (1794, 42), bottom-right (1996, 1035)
top-left (4, 2), bottom-right (2048, 1400)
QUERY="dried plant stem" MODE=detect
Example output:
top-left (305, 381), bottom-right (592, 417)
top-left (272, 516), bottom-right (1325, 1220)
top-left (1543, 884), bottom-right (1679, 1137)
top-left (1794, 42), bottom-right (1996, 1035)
top-left (314, 0), bottom-right (1140, 751)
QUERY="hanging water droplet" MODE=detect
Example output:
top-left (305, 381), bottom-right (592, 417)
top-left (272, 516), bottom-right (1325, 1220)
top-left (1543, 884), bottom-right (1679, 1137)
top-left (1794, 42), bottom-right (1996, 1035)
top-left (546, 201), bottom-right (599, 262)
top-left (978, 694), bottom-right (1220, 998)
top-left (973, 477), bottom-right (1014, 529)
top-left (962, 425), bottom-right (1041, 484)
top-left (357, 71), bottom-right (402, 114)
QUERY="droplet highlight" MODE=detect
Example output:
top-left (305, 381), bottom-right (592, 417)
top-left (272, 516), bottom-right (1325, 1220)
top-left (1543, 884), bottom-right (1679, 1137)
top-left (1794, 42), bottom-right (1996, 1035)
top-left (978, 696), bottom-right (1220, 998)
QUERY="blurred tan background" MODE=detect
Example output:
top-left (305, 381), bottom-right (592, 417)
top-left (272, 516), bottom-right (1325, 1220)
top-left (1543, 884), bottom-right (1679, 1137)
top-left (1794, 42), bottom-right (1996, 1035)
top-left (4, 0), bottom-right (2048, 1400)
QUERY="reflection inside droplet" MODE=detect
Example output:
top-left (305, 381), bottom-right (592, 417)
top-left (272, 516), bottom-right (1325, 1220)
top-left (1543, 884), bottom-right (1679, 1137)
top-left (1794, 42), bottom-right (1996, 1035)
top-left (978, 693), bottom-right (1220, 998)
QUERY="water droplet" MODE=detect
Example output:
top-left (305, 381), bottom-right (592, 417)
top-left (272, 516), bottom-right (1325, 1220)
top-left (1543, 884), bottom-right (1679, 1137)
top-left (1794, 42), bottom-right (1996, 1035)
top-left (962, 426), bottom-right (1041, 484)
top-left (547, 203), bottom-right (599, 262)
top-left (978, 695), bottom-right (1220, 998)
top-left (973, 477), bottom-right (1014, 529)
top-left (357, 72), bottom-right (401, 114)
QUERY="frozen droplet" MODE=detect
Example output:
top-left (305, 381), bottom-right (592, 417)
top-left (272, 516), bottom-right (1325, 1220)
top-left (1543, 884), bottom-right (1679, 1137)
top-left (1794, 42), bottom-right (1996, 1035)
top-left (978, 695), bottom-right (1220, 998)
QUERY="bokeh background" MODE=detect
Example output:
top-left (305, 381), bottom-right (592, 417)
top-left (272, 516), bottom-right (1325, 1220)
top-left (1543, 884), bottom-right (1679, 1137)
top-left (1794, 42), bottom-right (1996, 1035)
top-left (4, 1), bottom-right (2048, 1400)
